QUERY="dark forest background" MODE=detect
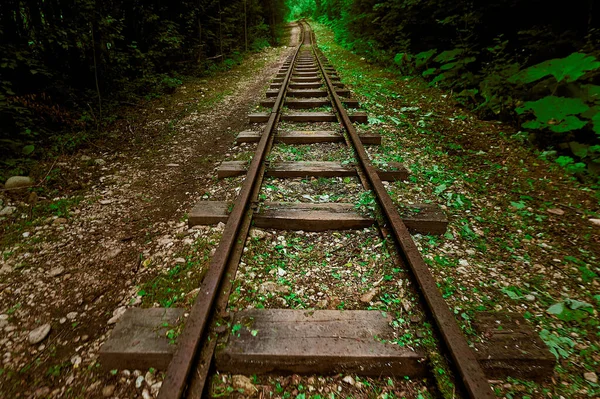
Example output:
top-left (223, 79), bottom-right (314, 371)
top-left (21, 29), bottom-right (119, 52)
top-left (0, 0), bottom-right (285, 174)
top-left (289, 0), bottom-right (600, 177)
top-left (2, 0), bottom-right (600, 179)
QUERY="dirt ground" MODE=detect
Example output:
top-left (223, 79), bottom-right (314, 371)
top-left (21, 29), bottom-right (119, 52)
top-left (0, 25), bottom-right (300, 399)
top-left (2, 20), bottom-right (600, 399)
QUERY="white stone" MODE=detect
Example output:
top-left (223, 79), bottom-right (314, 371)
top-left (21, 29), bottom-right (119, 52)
top-left (342, 376), bottom-right (355, 385)
top-left (145, 371), bottom-right (155, 386)
top-left (142, 389), bottom-right (152, 399)
top-left (53, 218), bottom-right (67, 225)
top-left (4, 176), bottom-right (33, 189)
top-left (584, 372), bottom-right (597, 384)
top-left (174, 257), bottom-right (186, 264)
top-left (28, 324), bottom-right (51, 345)
top-left (66, 312), bottom-right (77, 320)
top-left (48, 267), bottom-right (65, 277)
top-left (589, 219), bottom-right (600, 227)
top-left (360, 288), bottom-right (379, 303)
top-left (259, 282), bottom-right (290, 294)
top-left (106, 248), bottom-right (122, 259)
top-left (0, 206), bottom-right (16, 216)
top-left (102, 385), bottom-right (115, 397)
top-left (150, 382), bottom-right (162, 395)
top-left (250, 228), bottom-right (268, 240)
top-left (135, 375), bottom-right (145, 388)
top-left (108, 306), bottom-right (127, 324)
top-left (70, 355), bottom-right (82, 367)
top-left (232, 375), bottom-right (256, 395)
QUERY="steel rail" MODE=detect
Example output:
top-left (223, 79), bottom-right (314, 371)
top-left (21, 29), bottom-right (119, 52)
top-left (308, 22), bottom-right (494, 399)
top-left (157, 24), bottom-right (306, 399)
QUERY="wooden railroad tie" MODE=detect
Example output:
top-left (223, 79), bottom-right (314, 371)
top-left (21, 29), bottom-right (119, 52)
top-left (188, 201), bottom-right (448, 234)
top-left (215, 310), bottom-right (428, 376)
top-left (249, 111), bottom-right (367, 123)
top-left (216, 160), bottom-right (407, 180)
top-left (266, 89), bottom-right (351, 98)
top-left (260, 98), bottom-right (359, 109)
top-left (100, 310), bottom-right (555, 381)
top-left (235, 130), bottom-right (380, 145)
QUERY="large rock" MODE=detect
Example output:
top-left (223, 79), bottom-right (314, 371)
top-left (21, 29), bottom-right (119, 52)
top-left (28, 323), bottom-right (51, 345)
top-left (4, 176), bottom-right (33, 189)
top-left (0, 206), bottom-right (16, 216)
top-left (259, 281), bottom-right (291, 294)
top-left (232, 375), bottom-right (256, 396)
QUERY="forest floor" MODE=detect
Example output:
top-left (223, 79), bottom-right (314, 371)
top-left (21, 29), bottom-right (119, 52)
top-left (309, 22), bottom-right (600, 399)
top-left (0, 20), bottom-right (599, 399)
top-left (0, 26), bottom-right (299, 398)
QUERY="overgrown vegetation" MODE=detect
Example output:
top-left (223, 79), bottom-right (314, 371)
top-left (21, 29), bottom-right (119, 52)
top-left (286, 0), bottom-right (600, 177)
top-left (0, 0), bottom-right (286, 178)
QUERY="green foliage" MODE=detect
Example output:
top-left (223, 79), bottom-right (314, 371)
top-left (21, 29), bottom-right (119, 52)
top-left (539, 329), bottom-right (576, 359)
top-left (509, 53), bottom-right (600, 84)
top-left (546, 298), bottom-right (595, 323)
top-left (0, 0), bottom-right (285, 176)
top-left (295, 0), bottom-right (600, 175)
top-left (516, 96), bottom-right (589, 133)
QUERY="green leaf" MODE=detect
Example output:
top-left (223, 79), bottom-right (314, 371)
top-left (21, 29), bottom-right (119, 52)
top-left (509, 52), bottom-right (600, 84)
top-left (434, 48), bottom-right (463, 63)
top-left (22, 145), bottom-right (35, 155)
top-left (510, 201), bottom-right (526, 209)
top-left (414, 49), bottom-right (437, 68)
top-left (582, 84), bottom-right (600, 103)
top-left (522, 120), bottom-right (543, 129)
top-left (546, 299), bottom-right (594, 322)
top-left (539, 329), bottom-right (575, 359)
top-left (593, 112), bottom-right (600, 136)
top-left (500, 287), bottom-right (523, 300)
top-left (422, 68), bottom-right (437, 77)
top-left (547, 302), bottom-right (565, 315)
top-left (394, 52), bottom-right (411, 65)
top-left (569, 141), bottom-right (589, 158)
top-left (516, 96), bottom-right (589, 133)
top-left (440, 62), bottom-right (458, 71)
top-left (430, 73), bottom-right (446, 85)
top-left (556, 156), bottom-right (574, 167)
top-left (565, 298), bottom-right (593, 310)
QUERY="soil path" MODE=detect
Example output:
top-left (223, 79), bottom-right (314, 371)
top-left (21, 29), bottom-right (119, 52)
top-left (0, 25), bottom-right (300, 399)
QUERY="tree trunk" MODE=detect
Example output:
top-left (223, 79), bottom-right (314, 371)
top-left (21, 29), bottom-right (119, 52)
top-left (244, 0), bottom-right (248, 52)
top-left (219, 0), bottom-right (223, 59)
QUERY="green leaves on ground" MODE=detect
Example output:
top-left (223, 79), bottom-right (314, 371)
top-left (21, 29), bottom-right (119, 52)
top-left (539, 329), bottom-right (576, 359)
top-left (546, 298), bottom-right (595, 322)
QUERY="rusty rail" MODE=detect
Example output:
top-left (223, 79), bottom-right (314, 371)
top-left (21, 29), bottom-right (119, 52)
top-left (310, 24), bottom-right (494, 399)
top-left (158, 20), bottom-right (493, 399)
top-left (157, 23), bottom-right (305, 399)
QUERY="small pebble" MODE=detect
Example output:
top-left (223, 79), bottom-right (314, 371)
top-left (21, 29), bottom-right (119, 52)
top-left (135, 375), bottom-right (145, 388)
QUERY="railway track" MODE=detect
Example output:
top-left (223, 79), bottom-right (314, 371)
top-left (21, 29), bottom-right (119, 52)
top-left (157, 21), bottom-right (494, 399)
